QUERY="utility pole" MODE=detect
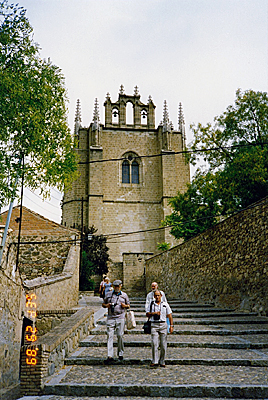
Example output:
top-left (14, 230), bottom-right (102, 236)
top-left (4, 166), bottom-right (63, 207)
top-left (15, 154), bottom-right (24, 271)
top-left (79, 197), bottom-right (84, 279)
top-left (0, 157), bottom-right (22, 266)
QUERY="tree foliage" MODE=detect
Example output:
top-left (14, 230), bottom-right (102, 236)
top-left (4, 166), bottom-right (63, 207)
top-left (164, 89), bottom-right (268, 241)
top-left (0, 1), bottom-right (77, 207)
top-left (80, 226), bottom-right (109, 291)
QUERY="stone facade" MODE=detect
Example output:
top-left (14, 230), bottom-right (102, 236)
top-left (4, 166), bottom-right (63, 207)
top-left (145, 196), bottom-right (268, 315)
top-left (0, 207), bottom-right (81, 399)
top-left (62, 88), bottom-right (190, 279)
top-left (0, 228), bottom-right (22, 400)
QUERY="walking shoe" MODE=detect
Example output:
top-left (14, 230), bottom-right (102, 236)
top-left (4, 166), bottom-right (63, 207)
top-left (104, 357), bottom-right (114, 365)
top-left (149, 363), bottom-right (158, 368)
top-left (119, 356), bottom-right (123, 361)
top-left (160, 364), bottom-right (166, 367)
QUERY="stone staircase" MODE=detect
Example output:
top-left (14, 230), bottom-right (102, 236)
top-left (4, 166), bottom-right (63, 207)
top-left (19, 299), bottom-right (268, 399)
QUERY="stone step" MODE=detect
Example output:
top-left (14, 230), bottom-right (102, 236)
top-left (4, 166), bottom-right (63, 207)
top-left (43, 364), bottom-right (268, 398)
top-left (130, 306), bottom-right (227, 312)
top-left (79, 341), bottom-right (268, 349)
top-left (65, 346), bottom-right (268, 366)
top-left (130, 302), bottom-right (212, 307)
top-left (90, 326), bottom-right (268, 336)
top-left (82, 333), bottom-right (268, 345)
top-left (18, 397), bottom-right (267, 400)
top-left (96, 316), bottom-right (268, 325)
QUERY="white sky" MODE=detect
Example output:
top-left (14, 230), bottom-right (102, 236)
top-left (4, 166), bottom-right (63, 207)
top-left (4, 0), bottom-right (268, 223)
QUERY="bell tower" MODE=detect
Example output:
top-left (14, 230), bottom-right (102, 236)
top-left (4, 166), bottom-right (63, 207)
top-left (62, 86), bottom-right (190, 287)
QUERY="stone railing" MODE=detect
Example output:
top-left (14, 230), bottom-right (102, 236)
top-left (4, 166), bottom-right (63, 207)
top-left (20, 307), bottom-right (94, 396)
top-left (146, 197), bottom-right (268, 315)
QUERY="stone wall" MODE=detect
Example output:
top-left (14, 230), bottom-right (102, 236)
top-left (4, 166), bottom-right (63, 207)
top-left (18, 235), bottom-right (73, 279)
top-left (145, 197), bottom-right (268, 315)
top-left (123, 252), bottom-right (153, 296)
top-left (23, 242), bottom-right (80, 311)
top-left (0, 228), bottom-right (22, 400)
top-left (36, 309), bottom-right (77, 336)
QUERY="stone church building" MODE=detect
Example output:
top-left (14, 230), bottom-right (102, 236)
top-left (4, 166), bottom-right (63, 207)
top-left (62, 86), bottom-right (190, 291)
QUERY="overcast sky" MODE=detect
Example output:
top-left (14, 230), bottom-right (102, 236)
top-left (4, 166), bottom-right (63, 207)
top-left (6, 0), bottom-right (268, 223)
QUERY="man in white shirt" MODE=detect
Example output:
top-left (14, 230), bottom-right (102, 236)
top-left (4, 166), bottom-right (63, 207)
top-left (145, 290), bottom-right (173, 368)
top-left (145, 282), bottom-right (167, 311)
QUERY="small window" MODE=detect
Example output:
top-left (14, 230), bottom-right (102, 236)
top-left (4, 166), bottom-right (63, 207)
top-left (131, 160), bottom-right (139, 184)
top-left (122, 160), bottom-right (130, 183)
top-left (141, 109), bottom-right (147, 125)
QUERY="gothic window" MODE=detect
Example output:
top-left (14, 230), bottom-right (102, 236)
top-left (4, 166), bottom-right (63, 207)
top-left (112, 108), bottom-right (119, 124)
top-left (131, 160), bottom-right (139, 184)
top-left (121, 153), bottom-right (141, 184)
top-left (122, 160), bottom-right (130, 183)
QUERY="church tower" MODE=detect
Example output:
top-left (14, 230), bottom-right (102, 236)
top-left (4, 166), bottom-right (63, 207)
top-left (62, 86), bottom-right (190, 291)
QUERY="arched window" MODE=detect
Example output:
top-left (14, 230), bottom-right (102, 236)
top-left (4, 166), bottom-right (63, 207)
top-left (121, 153), bottom-right (140, 184)
top-left (131, 160), bottom-right (139, 184)
top-left (122, 160), bottom-right (130, 183)
top-left (141, 109), bottom-right (147, 125)
top-left (126, 102), bottom-right (133, 125)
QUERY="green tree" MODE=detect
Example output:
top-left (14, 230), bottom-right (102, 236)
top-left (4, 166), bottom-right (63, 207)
top-left (80, 226), bottom-right (109, 291)
top-left (0, 1), bottom-right (77, 207)
top-left (164, 89), bottom-right (268, 241)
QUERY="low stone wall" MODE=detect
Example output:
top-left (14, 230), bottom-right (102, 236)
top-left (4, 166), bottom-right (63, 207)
top-left (23, 242), bottom-right (80, 311)
top-left (146, 197), bottom-right (268, 315)
top-left (36, 309), bottom-right (77, 336)
top-left (20, 307), bottom-right (94, 396)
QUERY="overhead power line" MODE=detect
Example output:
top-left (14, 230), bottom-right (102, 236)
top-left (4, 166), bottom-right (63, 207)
top-left (78, 142), bottom-right (268, 165)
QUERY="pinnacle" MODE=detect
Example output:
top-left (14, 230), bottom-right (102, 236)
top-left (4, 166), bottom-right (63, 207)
top-left (74, 99), bottom-right (82, 135)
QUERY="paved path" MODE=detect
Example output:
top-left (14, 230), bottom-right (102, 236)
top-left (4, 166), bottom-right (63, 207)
top-left (18, 297), bottom-right (268, 399)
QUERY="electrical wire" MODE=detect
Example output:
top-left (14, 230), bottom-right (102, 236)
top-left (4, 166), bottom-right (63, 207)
top-left (23, 193), bottom-right (60, 217)
top-left (10, 199), bottom-right (266, 246)
top-left (77, 141), bottom-right (268, 165)
top-left (26, 188), bottom-right (61, 209)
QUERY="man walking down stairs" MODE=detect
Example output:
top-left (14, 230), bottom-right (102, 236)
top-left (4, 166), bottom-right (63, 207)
top-left (18, 297), bottom-right (268, 399)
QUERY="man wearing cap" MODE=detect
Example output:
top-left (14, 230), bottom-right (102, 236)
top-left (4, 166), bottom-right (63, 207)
top-left (102, 279), bottom-right (130, 364)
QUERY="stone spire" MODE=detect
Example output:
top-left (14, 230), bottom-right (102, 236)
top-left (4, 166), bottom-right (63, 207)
top-left (178, 102), bottom-right (186, 145)
top-left (92, 98), bottom-right (100, 130)
top-left (162, 100), bottom-right (170, 133)
top-left (92, 98), bottom-right (100, 146)
top-left (74, 99), bottom-right (82, 135)
top-left (134, 85), bottom-right (139, 96)
top-left (119, 84), bottom-right (125, 95)
top-left (147, 95), bottom-right (152, 104)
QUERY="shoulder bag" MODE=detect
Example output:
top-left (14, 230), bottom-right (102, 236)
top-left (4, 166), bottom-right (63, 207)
top-left (143, 301), bottom-right (154, 334)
